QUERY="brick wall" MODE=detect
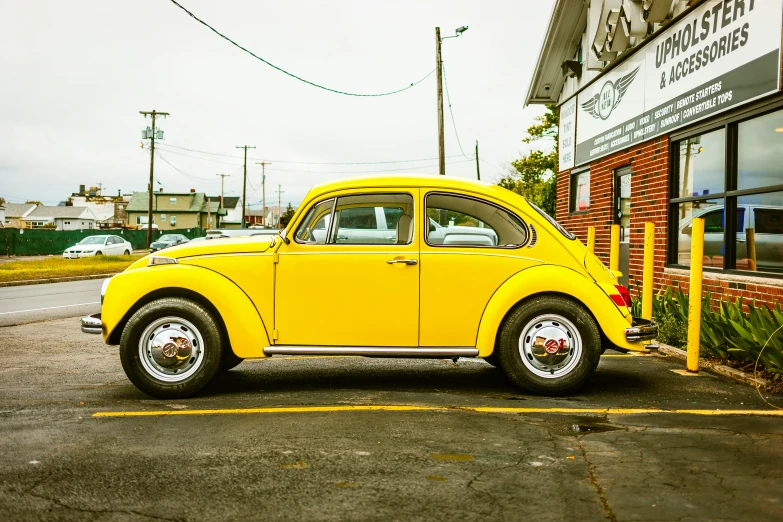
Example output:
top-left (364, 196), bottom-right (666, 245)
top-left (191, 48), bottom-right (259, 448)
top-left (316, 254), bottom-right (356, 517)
top-left (555, 135), bottom-right (783, 309)
top-left (556, 136), bottom-right (669, 297)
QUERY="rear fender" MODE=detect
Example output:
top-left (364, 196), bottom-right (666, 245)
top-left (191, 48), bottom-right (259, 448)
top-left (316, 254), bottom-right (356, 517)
top-left (102, 265), bottom-right (269, 358)
top-left (476, 265), bottom-right (641, 356)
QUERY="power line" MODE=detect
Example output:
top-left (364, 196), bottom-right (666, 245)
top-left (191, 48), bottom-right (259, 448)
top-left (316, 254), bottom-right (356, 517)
top-left (442, 63), bottom-right (471, 160)
top-left (155, 142), bottom-right (465, 165)
top-left (169, 0), bottom-right (435, 97)
top-left (150, 145), bottom-right (471, 173)
top-left (154, 151), bottom-right (220, 183)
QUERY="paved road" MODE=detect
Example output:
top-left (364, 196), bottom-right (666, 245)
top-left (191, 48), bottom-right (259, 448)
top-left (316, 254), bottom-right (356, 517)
top-left (0, 279), bottom-right (102, 327)
top-left (0, 316), bottom-right (781, 521)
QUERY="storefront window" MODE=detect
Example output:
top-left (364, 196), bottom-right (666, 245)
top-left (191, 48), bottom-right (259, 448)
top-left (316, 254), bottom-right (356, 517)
top-left (737, 111), bottom-right (783, 191)
top-left (736, 191), bottom-right (783, 273)
top-left (670, 108), bottom-right (783, 276)
top-left (677, 129), bottom-right (724, 199)
top-left (675, 199), bottom-right (724, 267)
top-left (570, 169), bottom-right (590, 212)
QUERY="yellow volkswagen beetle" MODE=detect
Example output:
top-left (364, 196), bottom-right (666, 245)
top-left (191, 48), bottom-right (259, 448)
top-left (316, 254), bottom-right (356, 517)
top-left (81, 175), bottom-right (657, 398)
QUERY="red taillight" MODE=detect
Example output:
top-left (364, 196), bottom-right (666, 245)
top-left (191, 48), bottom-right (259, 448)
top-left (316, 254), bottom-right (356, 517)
top-left (610, 285), bottom-right (632, 310)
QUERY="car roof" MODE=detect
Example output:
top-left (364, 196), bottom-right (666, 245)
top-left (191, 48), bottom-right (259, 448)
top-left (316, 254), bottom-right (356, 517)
top-left (303, 175), bottom-right (511, 204)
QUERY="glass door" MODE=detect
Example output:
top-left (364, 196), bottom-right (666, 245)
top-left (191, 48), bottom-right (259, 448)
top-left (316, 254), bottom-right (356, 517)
top-left (615, 167), bottom-right (631, 287)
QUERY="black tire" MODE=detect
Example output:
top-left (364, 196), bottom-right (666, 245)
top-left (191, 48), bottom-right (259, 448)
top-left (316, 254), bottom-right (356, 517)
top-left (95, 251), bottom-right (102, 256)
top-left (219, 350), bottom-right (244, 372)
top-left (120, 297), bottom-right (223, 399)
top-left (497, 295), bottom-right (601, 396)
top-left (124, 249), bottom-right (130, 256)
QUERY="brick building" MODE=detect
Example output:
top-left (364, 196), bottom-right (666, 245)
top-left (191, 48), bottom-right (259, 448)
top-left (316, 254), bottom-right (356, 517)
top-left (527, 0), bottom-right (783, 307)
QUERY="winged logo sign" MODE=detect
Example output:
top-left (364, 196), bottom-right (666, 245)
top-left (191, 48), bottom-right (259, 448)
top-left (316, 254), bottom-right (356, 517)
top-left (581, 66), bottom-right (640, 120)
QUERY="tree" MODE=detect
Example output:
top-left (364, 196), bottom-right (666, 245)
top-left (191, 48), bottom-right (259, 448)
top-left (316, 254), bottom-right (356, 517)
top-left (498, 104), bottom-right (558, 216)
top-left (280, 202), bottom-right (296, 227)
top-left (0, 197), bottom-right (5, 206)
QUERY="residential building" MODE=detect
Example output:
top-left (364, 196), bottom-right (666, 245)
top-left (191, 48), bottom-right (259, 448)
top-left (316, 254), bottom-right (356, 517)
top-left (245, 208), bottom-right (266, 227)
top-left (23, 206), bottom-right (97, 230)
top-left (0, 205), bottom-right (5, 227)
top-left (527, 0), bottom-right (783, 307)
top-left (125, 189), bottom-right (225, 230)
top-left (3, 203), bottom-right (37, 228)
top-left (218, 197), bottom-right (244, 228)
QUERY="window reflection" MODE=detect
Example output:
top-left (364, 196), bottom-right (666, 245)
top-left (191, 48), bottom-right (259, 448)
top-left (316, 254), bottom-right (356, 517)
top-left (738, 110), bottom-right (783, 191)
top-left (736, 191), bottom-right (783, 273)
top-left (678, 129), bottom-right (725, 199)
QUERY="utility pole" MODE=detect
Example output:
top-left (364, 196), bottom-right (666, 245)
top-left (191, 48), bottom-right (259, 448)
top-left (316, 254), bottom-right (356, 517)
top-left (255, 162), bottom-right (271, 228)
top-left (435, 27), bottom-right (445, 176)
top-left (236, 145), bottom-right (256, 228)
top-left (275, 185), bottom-right (284, 229)
top-left (475, 140), bottom-right (481, 181)
top-left (216, 173), bottom-right (230, 203)
top-left (140, 110), bottom-right (169, 248)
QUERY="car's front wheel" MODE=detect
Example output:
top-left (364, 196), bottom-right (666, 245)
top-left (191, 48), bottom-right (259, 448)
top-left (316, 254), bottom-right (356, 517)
top-left (119, 298), bottom-right (223, 398)
top-left (498, 295), bottom-right (600, 396)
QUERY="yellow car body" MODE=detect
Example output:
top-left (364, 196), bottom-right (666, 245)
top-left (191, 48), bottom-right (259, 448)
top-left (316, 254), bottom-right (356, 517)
top-left (93, 175), bottom-right (656, 398)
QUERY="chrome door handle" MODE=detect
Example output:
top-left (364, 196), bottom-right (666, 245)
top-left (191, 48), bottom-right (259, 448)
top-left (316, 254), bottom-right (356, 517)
top-left (387, 259), bottom-right (417, 265)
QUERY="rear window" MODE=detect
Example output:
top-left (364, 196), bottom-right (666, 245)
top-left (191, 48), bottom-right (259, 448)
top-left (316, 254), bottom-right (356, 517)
top-left (526, 199), bottom-right (575, 240)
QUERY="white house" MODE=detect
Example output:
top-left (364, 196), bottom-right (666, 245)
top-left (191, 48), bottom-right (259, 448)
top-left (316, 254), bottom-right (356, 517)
top-left (217, 196), bottom-right (243, 227)
top-left (23, 206), bottom-right (97, 230)
top-left (3, 203), bottom-right (37, 228)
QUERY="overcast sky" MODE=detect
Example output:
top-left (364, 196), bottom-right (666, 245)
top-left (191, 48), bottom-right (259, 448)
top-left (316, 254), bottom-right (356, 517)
top-left (1, 0), bottom-right (553, 209)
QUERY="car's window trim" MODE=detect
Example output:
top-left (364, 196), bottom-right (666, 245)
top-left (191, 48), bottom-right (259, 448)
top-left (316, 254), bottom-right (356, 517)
top-left (423, 191), bottom-right (529, 250)
top-left (293, 197), bottom-right (337, 245)
top-left (296, 192), bottom-right (415, 246)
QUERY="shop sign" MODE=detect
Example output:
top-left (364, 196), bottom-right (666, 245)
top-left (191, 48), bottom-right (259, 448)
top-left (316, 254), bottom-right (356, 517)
top-left (558, 96), bottom-right (577, 170)
top-left (575, 0), bottom-right (782, 166)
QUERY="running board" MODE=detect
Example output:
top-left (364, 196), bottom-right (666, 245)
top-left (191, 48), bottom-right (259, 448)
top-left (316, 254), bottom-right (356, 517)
top-left (263, 346), bottom-right (479, 357)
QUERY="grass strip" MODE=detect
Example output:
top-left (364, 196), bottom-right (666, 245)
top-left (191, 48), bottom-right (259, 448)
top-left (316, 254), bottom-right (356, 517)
top-left (0, 255), bottom-right (145, 282)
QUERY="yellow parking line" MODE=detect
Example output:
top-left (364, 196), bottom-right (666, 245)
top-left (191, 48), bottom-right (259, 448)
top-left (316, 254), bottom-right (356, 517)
top-left (92, 404), bottom-right (783, 418)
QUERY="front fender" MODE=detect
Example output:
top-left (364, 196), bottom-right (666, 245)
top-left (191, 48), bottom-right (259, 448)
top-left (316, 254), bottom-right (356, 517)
top-left (475, 264), bottom-right (640, 356)
top-left (102, 265), bottom-right (269, 358)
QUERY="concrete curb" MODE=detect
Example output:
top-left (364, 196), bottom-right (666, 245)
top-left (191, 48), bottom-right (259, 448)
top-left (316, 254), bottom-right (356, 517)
top-left (0, 273), bottom-right (119, 288)
top-left (657, 343), bottom-right (769, 389)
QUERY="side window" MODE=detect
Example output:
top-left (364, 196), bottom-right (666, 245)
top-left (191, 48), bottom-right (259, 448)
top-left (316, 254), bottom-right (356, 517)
top-left (425, 193), bottom-right (527, 248)
top-left (295, 198), bottom-right (335, 244)
top-left (754, 208), bottom-right (783, 234)
top-left (703, 209), bottom-right (724, 233)
top-left (332, 194), bottom-right (413, 245)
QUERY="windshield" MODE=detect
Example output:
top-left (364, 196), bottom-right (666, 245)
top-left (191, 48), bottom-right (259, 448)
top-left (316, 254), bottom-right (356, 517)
top-left (526, 200), bottom-right (575, 240)
top-left (79, 236), bottom-right (106, 245)
top-left (158, 235), bottom-right (178, 242)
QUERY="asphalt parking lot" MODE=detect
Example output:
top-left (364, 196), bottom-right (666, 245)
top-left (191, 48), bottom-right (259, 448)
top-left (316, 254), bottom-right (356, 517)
top-left (1, 316), bottom-right (782, 521)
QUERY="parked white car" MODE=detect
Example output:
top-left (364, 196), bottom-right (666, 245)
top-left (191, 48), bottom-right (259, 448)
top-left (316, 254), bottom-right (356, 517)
top-left (63, 235), bottom-right (133, 258)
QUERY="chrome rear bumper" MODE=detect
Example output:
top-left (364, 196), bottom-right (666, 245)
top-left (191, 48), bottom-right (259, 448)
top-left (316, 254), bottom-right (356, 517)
top-left (81, 313), bottom-right (102, 334)
top-left (625, 317), bottom-right (658, 342)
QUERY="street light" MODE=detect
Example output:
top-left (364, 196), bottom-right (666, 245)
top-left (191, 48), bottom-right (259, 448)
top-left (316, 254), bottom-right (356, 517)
top-left (435, 23), bottom-right (469, 178)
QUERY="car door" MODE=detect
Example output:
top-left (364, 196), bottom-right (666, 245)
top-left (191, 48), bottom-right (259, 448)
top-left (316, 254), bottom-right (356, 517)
top-left (110, 236), bottom-right (123, 255)
top-left (274, 189), bottom-right (419, 346)
top-left (419, 190), bottom-right (538, 347)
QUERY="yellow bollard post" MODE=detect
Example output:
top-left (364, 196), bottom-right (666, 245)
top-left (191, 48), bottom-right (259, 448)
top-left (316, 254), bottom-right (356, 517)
top-left (686, 217), bottom-right (704, 373)
top-left (642, 222), bottom-right (655, 321)
top-left (610, 224), bottom-right (620, 273)
top-left (587, 226), bottom-right (596, 254)
top-left (746, 228), bottom-right (757, 271)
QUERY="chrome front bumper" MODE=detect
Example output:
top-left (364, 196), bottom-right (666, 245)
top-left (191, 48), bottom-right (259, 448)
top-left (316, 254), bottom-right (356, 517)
top-left (625, 317), bottom-right (658, 342)
top-left (81, 313), bottom-right (102, 334)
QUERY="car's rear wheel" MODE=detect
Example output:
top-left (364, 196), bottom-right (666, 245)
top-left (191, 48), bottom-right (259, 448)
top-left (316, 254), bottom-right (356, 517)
top-left (124, 249), bottom-right (130, 256)
top-left (120, 297), bottom-right (223, 398)
top-left (498, 295), bottom-right (600, 396)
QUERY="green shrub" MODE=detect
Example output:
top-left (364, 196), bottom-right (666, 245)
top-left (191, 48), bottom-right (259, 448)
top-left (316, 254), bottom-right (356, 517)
top-left (657, 315), bottom-right (687, 348)
top-left (631, 287), bottom-right (783, 373)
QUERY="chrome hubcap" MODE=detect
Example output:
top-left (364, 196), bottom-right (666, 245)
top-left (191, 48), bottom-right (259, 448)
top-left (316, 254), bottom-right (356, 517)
top-left (139, 316), bottom-right (204, 383)
top-left (518, 314), bottom-right (582, 379)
